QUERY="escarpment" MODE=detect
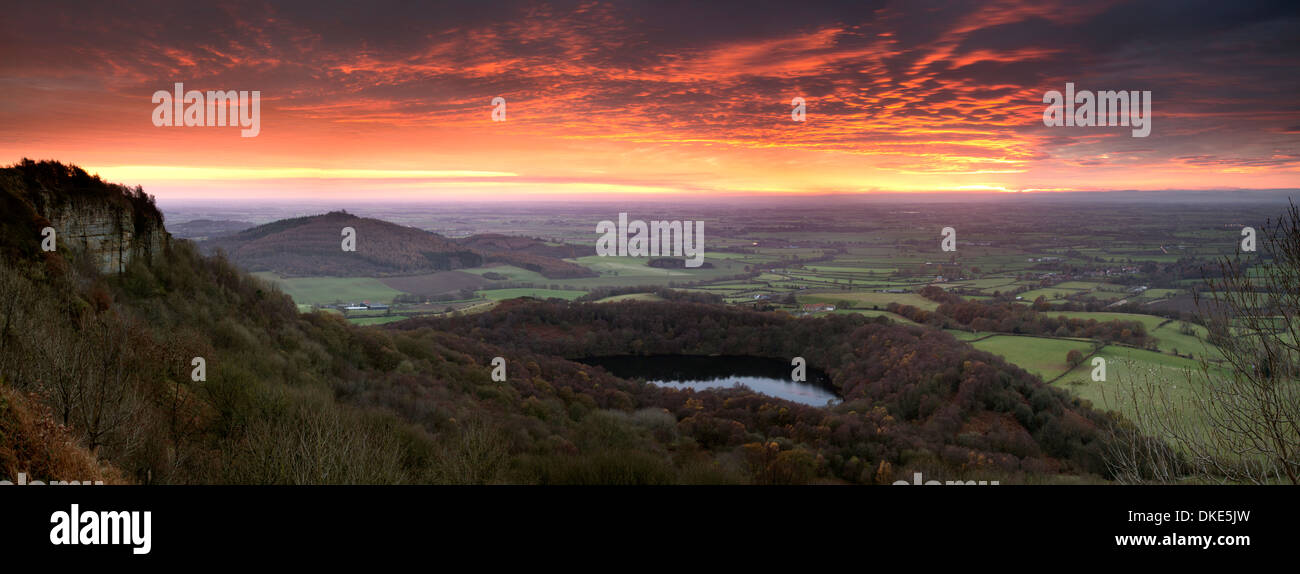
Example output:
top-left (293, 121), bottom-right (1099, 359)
top-left (0, 159), bottom-right (168, 273)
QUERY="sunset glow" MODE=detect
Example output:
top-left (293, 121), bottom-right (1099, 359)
top-left (3, 1), bottom-right (1297, 200)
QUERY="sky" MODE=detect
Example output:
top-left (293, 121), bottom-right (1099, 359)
top-left (2, 0), bottom-right (1298, 201)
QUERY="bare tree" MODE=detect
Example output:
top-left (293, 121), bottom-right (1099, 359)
top-left (432, 420), bottom-right (510, 485)
top-left (0, 260), bottom-right (39, 388)
top-left (75, 313), bottom-right (145, 457)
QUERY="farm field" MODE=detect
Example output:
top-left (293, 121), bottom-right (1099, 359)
top-left (349, 316), bottom-right (409, 326)
top-left (460, 264), bottom-right (551, 283)
top-left (1017, 287), bottom-right (1087, 302)
top-left (379, 271), bottom-right (486, 295)
top-left (1150, 320), bottom-right (1221, 360)
top-left (971, 335), bottom-right (1096, 381)
top-left (1053, 345), bottom-right (1220, 439)
top-left (555, 256), bottom-right (746, 288)
top-left (253, 272), bottom-right (404, 306)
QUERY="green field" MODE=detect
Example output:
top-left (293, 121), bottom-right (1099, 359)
top-left (349, 316), bottom-right (410, 326)
top-left (571, 255), bottom-right (692, 277)
top-left (1018, 287), bottom-right (1086, 302)
top-left (555, 255), bottom-right (745, 288)
top-left (1053, 345), bottom-right (1217, 438)
top-left (972, 335), bottom-right (1096, 381)
top-left (253, 273), bottom-right (404, 306)
top-left (1150, 320), bottom-right (1221, 360)
top-left (460, 264), bottom-right (551, 283)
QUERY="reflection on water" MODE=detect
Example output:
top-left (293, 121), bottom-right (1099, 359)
top-left (580, 355), bottom-right (838, 407)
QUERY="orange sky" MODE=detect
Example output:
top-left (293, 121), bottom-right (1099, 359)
top-left (2, 1), bottom-right (1297, 201)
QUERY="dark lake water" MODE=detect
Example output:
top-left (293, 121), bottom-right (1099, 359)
top-left (580, 355), bottom-right (838, 407)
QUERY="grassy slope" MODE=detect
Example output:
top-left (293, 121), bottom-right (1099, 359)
top-left (972, 335), bottom-right (1096, 381)
top-left (1052, 345), bottom-right (1216, 439)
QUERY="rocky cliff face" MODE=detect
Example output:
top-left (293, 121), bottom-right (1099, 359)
top-left (41, 194), bottom-right (168, 274)
top-left (0, 159), bottom-right (169, 274)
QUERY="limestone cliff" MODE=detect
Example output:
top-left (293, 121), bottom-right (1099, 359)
top-left (38, 193), bottom-right (168, 274)
top-left (0, 159), bottom-right (169, 273)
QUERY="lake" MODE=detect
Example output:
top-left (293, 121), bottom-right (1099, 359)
top-left (580, 355), bottom-right (838, 407)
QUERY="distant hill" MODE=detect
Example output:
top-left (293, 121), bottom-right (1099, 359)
top-left (202, 214), bottom-right (597, 279)
top-left (202, 211), bottom-right (482, 276)
top-left (169, 219), bottom-right (255, 240)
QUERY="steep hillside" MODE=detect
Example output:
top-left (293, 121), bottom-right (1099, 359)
top-left (203, 211), bottom-right (482, 276)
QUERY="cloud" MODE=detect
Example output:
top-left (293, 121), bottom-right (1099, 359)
top-left (1, 0), bottom-right (1297, 198)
